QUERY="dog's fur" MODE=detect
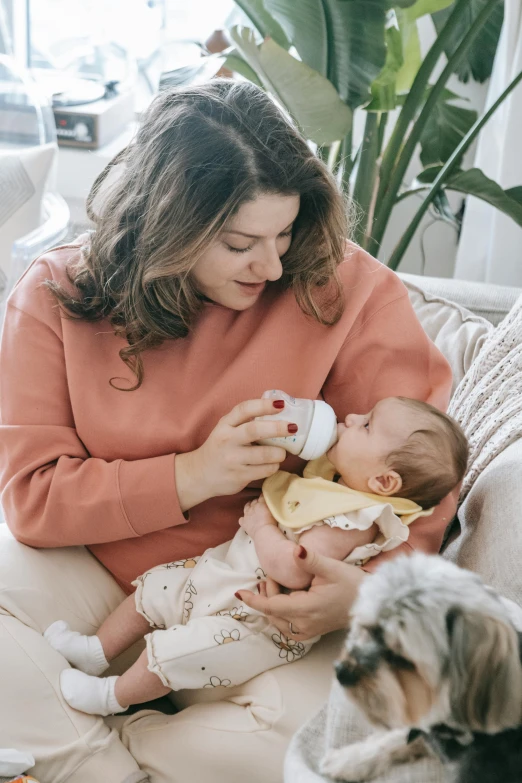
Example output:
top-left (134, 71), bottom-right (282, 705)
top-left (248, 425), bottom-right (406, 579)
top-left (320, 554), bottom-right (522, 782)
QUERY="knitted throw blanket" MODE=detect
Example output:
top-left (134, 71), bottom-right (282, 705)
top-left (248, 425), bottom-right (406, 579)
top-left (449, 293), bottom-right (522, 502)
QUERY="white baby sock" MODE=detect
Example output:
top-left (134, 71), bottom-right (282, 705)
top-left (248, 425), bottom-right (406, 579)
top-left (60, 669), bottom-right (127, 716)
top-left (44, 620), bottom-right (109, 676)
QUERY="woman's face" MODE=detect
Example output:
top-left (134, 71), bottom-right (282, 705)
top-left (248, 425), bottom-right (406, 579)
top-left (192, 192), bottom-right (300, 310)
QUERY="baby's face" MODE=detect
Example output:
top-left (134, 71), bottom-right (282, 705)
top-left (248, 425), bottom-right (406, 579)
top-left (327, 398), bottom-right (418, 492)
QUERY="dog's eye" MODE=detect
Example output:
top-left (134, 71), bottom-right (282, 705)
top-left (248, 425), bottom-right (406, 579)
top-left (383, 649), bottom-right (415, 671)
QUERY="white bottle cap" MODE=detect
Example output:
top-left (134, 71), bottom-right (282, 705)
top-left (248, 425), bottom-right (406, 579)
top-left (299, 400), bottom-right (338, 461)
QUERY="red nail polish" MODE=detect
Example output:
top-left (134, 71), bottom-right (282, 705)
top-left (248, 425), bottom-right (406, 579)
top-left (235, 591), bottom-right (242, 600)
top-left (288, 423), bottom-right (298, 434)
top-left (273, 400), bottom-right (285, 409)
top-left (297, 545), bottom-right (307, 559)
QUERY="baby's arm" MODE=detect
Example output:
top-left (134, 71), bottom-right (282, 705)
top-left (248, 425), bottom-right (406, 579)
top-left (298, 522), bottom-right (378, 562)
top-left (240, 498), bottom-right (311, 589)
top-left (240, 498), bottom-right (377, 590)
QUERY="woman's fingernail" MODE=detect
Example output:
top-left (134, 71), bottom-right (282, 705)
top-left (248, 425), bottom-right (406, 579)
top-left (297, 545), bottom-right (307, 559)
top-left (273, 400), bottom-right (285, 409)
top-left (288, 423), bottom-right (298, 434)
top-left (235, 591), bottom-right (242, 600)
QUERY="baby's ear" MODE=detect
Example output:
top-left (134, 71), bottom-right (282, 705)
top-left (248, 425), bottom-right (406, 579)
top-left (367, 471), bottom-right (402, 496)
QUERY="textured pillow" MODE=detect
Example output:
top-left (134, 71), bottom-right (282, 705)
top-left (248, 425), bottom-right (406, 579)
top-left (0, 142), bottom-right (56, 290)
top-left (404, 279), bottom-right (493, 394)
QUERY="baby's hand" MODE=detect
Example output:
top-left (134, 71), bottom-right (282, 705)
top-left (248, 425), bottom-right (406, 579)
top-left (239, 496), bottom-right (277, 538)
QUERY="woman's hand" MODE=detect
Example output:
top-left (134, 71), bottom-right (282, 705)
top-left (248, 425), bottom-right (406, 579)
top-left (237, 545), bottom-right (367, 640)
top-left (175, 398), bottom-right (294, 512)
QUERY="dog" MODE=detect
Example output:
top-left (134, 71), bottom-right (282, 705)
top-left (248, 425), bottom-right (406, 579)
top-left (320, 554), bottom-right (522, 782)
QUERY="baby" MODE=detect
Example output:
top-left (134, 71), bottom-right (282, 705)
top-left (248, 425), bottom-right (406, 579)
top-left (45, 396), bottom-right (468, 717)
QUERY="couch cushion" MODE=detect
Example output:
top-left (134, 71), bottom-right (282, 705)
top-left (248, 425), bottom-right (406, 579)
top-left (400, 272), bottom-right (522, 326)
top-left (443, 438), bottom-right (522, 606)
top-left (404, 279), bottom-right (493, 394)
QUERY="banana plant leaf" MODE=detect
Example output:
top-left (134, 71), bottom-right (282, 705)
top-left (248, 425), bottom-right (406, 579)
top-left (432, 0), bottom-right (504, 83)
top-left (400, 0), bottom-right (453, 20)
top-left (399, 166), bottom-right (522, 227)
top-left (366, 14), bottom-right (404, 111)
top-left (366, 0), bottom-right (456, 112)
top-left (419, 96), bottom-right (477, 167)
top-left (224, 51), bottom-right (263, 86)
top-left (319, 0), bottom-right (388, 109)
top-left (229, 26), bottom-right (353, 144)
top-left (264, 0), bottom-right (328, 77)
top-left (233, 0), bottom-right (290, 48)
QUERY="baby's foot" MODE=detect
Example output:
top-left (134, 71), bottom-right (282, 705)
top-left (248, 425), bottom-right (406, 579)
top-left (239, 496), bottom-right (277, 538)
top-left (60, 669), bottom-right (126, 716)
top-left (44, 620), bottom-right (109, 675)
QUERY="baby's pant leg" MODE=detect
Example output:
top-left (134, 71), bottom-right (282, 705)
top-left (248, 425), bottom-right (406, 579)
top-left (145, 615), bottom-right (314, 691)
top-left (133, 560), bottom-right (196, 629)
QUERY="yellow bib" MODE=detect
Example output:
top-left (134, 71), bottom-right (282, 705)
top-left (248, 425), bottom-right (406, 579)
top-left (262, 455), bottom-right (433, 530)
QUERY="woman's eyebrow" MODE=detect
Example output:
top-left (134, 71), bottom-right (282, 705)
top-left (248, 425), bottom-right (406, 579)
top-left (224, 220), bottom-right (295, 239)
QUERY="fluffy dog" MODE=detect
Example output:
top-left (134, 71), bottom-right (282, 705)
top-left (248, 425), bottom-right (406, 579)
top-left (320, 554), bottom-right (522, 782)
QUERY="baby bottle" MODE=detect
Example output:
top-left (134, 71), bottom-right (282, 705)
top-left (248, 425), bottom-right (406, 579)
top-left (257, 390), bottom-right (338, 460)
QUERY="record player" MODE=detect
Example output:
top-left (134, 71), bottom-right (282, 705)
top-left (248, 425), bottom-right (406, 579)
top-left (34, 72), bottom-right (135, 150)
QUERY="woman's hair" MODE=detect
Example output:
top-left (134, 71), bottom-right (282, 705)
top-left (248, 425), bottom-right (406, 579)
top-left (45, 79), bottom-right (349, 389)
top-left (387, 398), bottom-right (469, 508)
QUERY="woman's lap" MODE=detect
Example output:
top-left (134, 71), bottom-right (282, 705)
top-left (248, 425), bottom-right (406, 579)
top-left (0, 530), bottom-right (344, 783)
top-left (118, 628), bottom-right (344, 783)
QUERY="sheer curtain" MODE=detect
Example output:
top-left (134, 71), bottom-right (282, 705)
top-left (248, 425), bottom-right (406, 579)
top-left (454, 0), bottom-right (522, 285)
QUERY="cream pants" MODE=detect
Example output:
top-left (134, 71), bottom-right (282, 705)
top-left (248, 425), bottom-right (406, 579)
top-left (0, 527), bottom-right (343, 783)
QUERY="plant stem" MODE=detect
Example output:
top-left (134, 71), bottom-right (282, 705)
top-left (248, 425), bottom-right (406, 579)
top-left (327, 139), bottom-right (342, 172)
top-left (352, 112), bottom-right (379, 247)
top-left (369, 0), bottom-right (501, 256)
top-left (376, 112), bottom-right (389, 158)
top-left (340, 130), bottom-right (354, 197)
top-left (387, 68), bottom-right (522, 271)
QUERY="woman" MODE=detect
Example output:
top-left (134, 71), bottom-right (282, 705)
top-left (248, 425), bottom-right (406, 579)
top-left (0, 80), bottom-right (457, 783)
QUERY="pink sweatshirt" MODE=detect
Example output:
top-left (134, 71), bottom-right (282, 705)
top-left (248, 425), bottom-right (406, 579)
top-left (0, 241), bottom-right (455, 592)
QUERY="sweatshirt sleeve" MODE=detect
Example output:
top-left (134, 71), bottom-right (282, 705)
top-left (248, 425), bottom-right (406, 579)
top-left (322, 265), bottom-right (456, 562)
top-left (0, 298), bottom-right (188, 549)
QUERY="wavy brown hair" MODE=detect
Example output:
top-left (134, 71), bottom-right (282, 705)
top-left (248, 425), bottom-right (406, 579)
top-left (46, 79), bottom-right (350, 389)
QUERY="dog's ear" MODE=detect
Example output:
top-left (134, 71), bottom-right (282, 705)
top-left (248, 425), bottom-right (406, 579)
top-left (447, 607), bottom-right (522, 732)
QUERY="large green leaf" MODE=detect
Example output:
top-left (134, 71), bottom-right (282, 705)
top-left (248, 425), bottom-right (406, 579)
top-left (394, 8), bottom-right (421, 93)
top-left (264, 0), bottom-right (328, 77)
top-left (402, 0), bottom-right (453, 20)
top-left (233, 0), bottom-right (290, 49)
top-left (386, 0), bottom-right (418, 7)
top-left (419, 97), bottom-right (477, 167)
top-left (224, 52), bottom-right (263, 86)
top-left (366, 14), bottom-right (404, 111)
top-left (432, 0), bottom-right (504, 83)
top-left (401, 166), bottom-right (522, 227)
top-left (229, 26), bottom-right (353, 144)
top-left (447, 169), bottom-right (522, 225)
top-left (321, 0), bottom-right (388, 109)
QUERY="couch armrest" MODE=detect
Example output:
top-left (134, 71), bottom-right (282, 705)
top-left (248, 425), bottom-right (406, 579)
top-left (399, 272), bottom-right (522, 326)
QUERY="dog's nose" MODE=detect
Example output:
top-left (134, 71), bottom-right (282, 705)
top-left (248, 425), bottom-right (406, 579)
top-left (335, 660), bottom-right (361, 687)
